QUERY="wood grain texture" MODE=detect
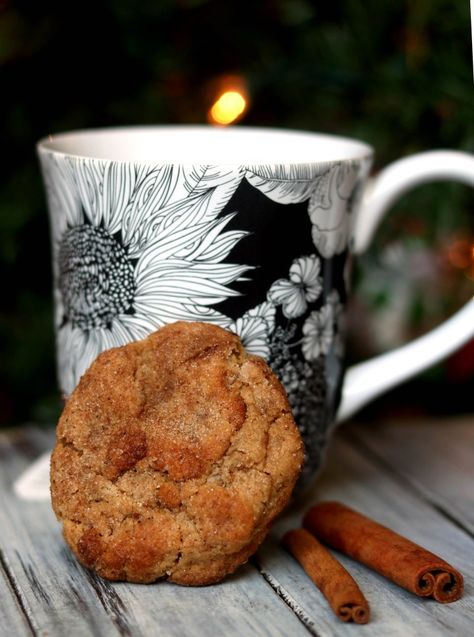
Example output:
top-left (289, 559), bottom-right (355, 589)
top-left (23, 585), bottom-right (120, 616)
top-left (0, 554), bottom-right (33, 637)
top-left (255, 425), bottom-right (474, 637)
top-left (346, 416), bottom-right (474, 536)
top-left (0, 427), bottom-right (124, 637)
top-left (2, 417), bottom-right (474, 636)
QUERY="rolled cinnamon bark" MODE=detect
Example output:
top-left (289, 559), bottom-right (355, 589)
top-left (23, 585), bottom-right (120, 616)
top-left (283, 528), bottom-right (370, 623)
top-left (304, 502), bottom-right (463, 603)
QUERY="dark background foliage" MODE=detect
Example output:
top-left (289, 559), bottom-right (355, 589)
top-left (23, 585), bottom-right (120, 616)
top-left (1, 0), bottom-right (473, 426)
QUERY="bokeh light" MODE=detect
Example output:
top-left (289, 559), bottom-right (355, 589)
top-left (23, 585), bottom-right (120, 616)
top-left (206, 74), bottom-right (249, 125)
top-left (209, 90), bottom-right (247, 125)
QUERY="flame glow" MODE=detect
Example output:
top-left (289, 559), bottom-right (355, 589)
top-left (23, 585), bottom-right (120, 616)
top-left (446, 236), bottom-right (474, 280)
top-left (447, 238), bottom-right (473, 270)
top-left (209, 90), bottom-right (247, 125)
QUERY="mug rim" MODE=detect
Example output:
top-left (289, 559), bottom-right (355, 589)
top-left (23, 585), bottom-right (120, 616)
top-left (37, 125), bottom-right (374, 165)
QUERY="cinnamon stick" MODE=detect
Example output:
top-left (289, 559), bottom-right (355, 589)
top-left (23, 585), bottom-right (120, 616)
top-left (304, 502), bottom-right (463, 603)
top-left (283, 528), bottom-right (370, 623)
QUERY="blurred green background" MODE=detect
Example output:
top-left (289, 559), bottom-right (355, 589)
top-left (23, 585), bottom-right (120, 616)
top-left (1, 0), bottom-right (473, 427)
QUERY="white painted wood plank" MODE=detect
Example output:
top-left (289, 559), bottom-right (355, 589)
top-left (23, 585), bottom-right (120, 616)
top-left (0, 560), bottom-right (32, 637)
top-left (345, 416), bottom-right (474, 535)
top-left (0, 427), bottom-right (308, 637)
top-left (0, 427), bottom-right (125, 637)
top-left (109, 566), bottom-right (310, 637)
top-left (255, 429), bottom-right (474, 637)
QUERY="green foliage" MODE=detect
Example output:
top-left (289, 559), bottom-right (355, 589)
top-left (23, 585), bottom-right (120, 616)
top-left (1, 0), bottom-right (472, 424)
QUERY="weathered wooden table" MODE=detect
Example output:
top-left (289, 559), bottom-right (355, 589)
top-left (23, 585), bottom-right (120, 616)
top-left (1, 416), bottom-right (473, 636)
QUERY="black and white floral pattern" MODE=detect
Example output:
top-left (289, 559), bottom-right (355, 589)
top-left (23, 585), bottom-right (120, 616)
top-left (308, 161), bottom-right (361, 258)
top-left (230, 301), bottom-right (276, 359)
top-left (302, 305), bottom-right (334, 361)
top-left (267, 254), bottom-right (322, 319)
top-left (301, 290), bottom-right (344, 361)
top-left (41, 156), bottom-right (251, 393)
top-left (41, 152), bottom-right (371, 485)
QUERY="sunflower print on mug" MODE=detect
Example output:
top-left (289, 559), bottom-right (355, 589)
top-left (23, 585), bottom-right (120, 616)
top-left (42, 155), bottom-right (361, 429)
top-left (40, 152), bottom-right (367, 483)
top-left (41, 155), bottom-right (251, 395)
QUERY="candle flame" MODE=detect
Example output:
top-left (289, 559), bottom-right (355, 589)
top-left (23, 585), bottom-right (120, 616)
top-left (208, 90), bottom-right (247, 125)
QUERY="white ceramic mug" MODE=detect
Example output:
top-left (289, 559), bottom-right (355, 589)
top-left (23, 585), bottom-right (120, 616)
top-left (37, 126), bottom-right (474, 486)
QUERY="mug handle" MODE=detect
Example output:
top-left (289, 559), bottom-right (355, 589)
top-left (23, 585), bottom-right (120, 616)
top-left (337, 150), bottom-right (474, 422)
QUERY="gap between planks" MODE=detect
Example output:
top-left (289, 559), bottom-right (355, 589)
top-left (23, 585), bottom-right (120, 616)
top-left (2, 419), bottom-right (473, 637)
top-left (254, 419), bottom-right (474, 637)
top-left (342, 416), bottom-right (474, 539)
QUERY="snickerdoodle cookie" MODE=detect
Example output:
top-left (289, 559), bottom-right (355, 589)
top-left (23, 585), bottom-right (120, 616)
top-left (51, 321), bottom-right (304, 585)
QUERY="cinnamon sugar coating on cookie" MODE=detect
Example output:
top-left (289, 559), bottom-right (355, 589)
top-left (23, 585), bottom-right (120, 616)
top-left (51, 322), bottom-right (304, 585)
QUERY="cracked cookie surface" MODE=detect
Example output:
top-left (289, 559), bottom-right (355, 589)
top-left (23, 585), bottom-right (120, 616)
top-left (51, 321), bottom-right (304, 585)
